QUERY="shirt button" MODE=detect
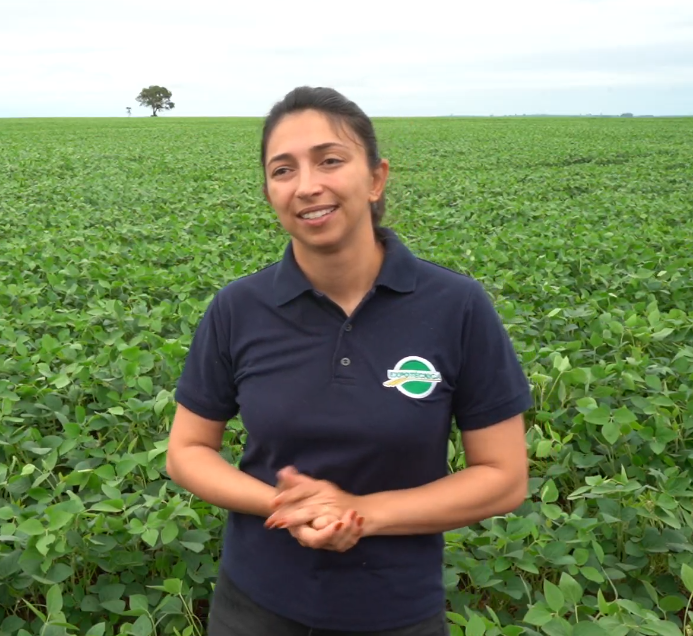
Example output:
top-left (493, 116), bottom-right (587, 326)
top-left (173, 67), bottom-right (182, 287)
top-left (344, 324), bottom-right (352, 332)
top-left (340, 357), bottom-right (351, 366)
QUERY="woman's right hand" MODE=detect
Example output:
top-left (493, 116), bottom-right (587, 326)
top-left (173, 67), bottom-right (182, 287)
top-left (290, 508), bottom-right (364, 552)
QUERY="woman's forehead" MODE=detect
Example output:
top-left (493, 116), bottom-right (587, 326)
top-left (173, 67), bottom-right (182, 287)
top-left (266, 110), bottom-right (359, 157)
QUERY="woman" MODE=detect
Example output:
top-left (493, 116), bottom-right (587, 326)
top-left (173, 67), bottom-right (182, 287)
top-left (167, 86), bottom-right (532, 635)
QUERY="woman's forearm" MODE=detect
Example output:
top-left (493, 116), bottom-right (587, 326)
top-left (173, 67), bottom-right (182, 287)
top-left (359, 466), bottom-right (527, 536)
top-left (167, 445), bottom-right (275, 517)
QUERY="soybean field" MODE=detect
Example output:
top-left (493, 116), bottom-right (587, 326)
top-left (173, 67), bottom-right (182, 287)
top-left (1, 115), bottom-right (692, 636)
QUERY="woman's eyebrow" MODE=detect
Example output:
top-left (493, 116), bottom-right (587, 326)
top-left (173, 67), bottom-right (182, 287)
top-left (268, 142), bottom-right (348, 165)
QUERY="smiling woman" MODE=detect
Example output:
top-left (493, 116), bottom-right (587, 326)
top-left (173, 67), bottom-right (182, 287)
top-left (166, 86), bottom-right (533, 636)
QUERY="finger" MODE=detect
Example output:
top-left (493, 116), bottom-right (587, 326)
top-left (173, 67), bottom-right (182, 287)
top-left (276, 466), bottom-right (312, 491)
top-left (275, 466), bottom-right (299, 491)
top-left (331, 511), bottom-right (365, 552)
top-left (265, 505), bottom-right (328, 529)
top-left (292, 519), bottom-right (343, 550)
top-left (310, 514), bottom-right (337, 530)
top-left (272, 482), bottom-right (323, 509)
top-left (327, 511), bottom-right (362, 552)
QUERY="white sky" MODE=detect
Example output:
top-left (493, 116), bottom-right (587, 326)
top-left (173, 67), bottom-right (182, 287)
top-left (2, 0), bottom-right (692, 117)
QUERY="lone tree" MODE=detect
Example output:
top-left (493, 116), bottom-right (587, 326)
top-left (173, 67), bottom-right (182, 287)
top-left (136, 86), bottom-right (175, 117)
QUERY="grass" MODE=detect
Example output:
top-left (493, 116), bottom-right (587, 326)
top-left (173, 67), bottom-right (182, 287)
top-left (1, 116), bottom-right (692, 636)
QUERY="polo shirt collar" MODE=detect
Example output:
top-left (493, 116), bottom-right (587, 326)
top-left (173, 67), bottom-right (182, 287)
top-left (273, 228), bottom-right (418, 306)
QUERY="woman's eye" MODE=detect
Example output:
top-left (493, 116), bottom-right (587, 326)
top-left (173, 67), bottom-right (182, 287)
top-left (272, 167), bottom-right (289, 177)
top-left (323, 158), bottom-right (343, 167)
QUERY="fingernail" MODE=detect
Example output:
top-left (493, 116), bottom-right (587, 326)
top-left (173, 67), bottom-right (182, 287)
top-left (357, 517), bottom-right (364, 527)
top-left (335, 522), bottom-right (344, 531)
top-left (350, 510), bottom-right (357, 521)
top-left (275, 521), bottom-right (286, 529)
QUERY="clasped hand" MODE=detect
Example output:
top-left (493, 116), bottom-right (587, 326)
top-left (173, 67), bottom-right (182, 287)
top-left (264, 467), bottom-right (364, 552)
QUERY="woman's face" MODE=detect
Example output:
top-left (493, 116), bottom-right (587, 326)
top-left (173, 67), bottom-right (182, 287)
top-left (263, 109), bottom-right (388, 253)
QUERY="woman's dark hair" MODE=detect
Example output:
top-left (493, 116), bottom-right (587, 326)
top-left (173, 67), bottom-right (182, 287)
top-left (261, 86), bottom-right (387, 234)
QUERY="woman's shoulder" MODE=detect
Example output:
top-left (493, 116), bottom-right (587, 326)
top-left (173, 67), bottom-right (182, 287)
top-left (413, 256), bottom-right (488, 300)
top-left (211, 260), bottom-right (283, 308)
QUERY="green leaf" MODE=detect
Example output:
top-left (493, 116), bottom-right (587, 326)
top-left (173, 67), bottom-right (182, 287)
top-left (131, 614), bottom-right (153, 636)
top-left (580, 567), bottom-right (604, 583)
top-left (646, 375), bottom-right (662, 392)
top-left (142, 528), bottom-right (158, 547)
top-left (161, 520), bottom-right (178, 545)
top-left (613, 406), bottom-right (637, 425)
top-left (602, 419), bottom-right (621, 444)
top-left (644, 621), bottom-right (684, 636)
top-left (163, 578), bottom-right (182, 595)
top-left (16, 518), bottom-right (44, 536)
top-left (179, 541), bottom-right (204, 553)
top-left (85, 623), bottom-right (106, 636)
top-left (101, 600), bottom-right (126, 614)
top-left (536, 439), bottom-right (553, 458)
top-left (46, 584), bottom-right (63, 615)
top-left (99, 583), bottom-right (126, 602)
top-left (46, 508), bottom-right (73, 531)
top-left (544, 580), bottom-right (565, 613)
top-left (137, 376), bottom-right (154, 394)
top-left (584, 406), bottom-right (610, 425)
top-left (541, 504), bottom-right (564, 520)
top-left (130, 594), bottom-right (150, 613)
top-left (559, 572), bottom-right (583, 604)
top-left (573, 622), bottom-right (610, 636)
top-left (541, 480), bottom-right (559, 503)
top-left (681, 563), bottom-right (693, 593)
top-left (542, 618), bottom-right (573, 636)
top-left (597, 589), bottom-right (613, 616)
top-left (658, 596), bottom-right (686, 612)
top-left (52, 373), bottom-right (70, 388)
top-left (523, 603), bottom-right (553, 626)
top-left (466, 613), bottom-right (486, 636)
top-left (43, 563), bottom-right (73, 583)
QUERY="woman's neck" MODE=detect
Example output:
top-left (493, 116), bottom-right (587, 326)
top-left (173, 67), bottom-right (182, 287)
top-left (293, 228), bottom-right (385, 315)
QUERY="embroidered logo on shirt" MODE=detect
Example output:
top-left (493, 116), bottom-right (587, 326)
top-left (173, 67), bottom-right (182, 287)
top-left (383, 356), bottom-right (442, 399)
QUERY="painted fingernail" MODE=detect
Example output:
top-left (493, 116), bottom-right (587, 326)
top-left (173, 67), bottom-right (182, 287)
top-left (275, 521), bottom-right (286, 529)
top-left (357, 517), bottom-right (364, 527)
top-left (335, 522), bottom-right (344, 531)
top-left (350, 510), bottom-right (357, 521)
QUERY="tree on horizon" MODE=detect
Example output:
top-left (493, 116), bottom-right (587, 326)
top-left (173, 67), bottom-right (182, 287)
top-left (135, 86), bottom-right (175, 117)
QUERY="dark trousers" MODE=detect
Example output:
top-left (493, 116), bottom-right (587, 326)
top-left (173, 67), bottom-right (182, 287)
top-left (207, 566), bottom-right (450, 636)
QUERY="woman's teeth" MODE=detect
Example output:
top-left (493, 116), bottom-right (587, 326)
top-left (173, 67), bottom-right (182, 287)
top-left (301, 206), bottom-right (337, 220)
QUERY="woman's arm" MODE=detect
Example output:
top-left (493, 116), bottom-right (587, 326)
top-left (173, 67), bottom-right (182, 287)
top-left (167, 404), bottom-right (363, 550)
top-left (358, 414), bottom-right (528, 536)
top-left (166, 403), bottom-right (276, 517)
top-left (269, 415), bottom-right (528, 536)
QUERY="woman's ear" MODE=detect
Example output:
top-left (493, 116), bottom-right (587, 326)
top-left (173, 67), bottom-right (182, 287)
top-left (369, 158), bottom-right (390, 203)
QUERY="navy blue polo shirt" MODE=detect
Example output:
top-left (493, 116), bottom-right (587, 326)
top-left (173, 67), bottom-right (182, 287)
top-left (174, 228), bottom-right (532, 632)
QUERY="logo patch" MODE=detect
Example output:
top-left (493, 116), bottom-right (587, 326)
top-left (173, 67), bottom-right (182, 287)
top-left (383, 356), bottom-right (442, 399)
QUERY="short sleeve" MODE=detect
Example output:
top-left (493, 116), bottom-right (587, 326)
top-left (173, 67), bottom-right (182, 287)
top-left (452, 279), bottom-right (533, 431)
top-left (174, 293), bottom-right (240, 422)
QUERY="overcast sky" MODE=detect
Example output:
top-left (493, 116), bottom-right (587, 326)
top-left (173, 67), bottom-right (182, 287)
top-left (2, 0), bottom-right (692, 118)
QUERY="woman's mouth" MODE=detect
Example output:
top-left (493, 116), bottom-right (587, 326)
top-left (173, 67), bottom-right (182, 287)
top-left (298, 205), bottom-right (338, 225)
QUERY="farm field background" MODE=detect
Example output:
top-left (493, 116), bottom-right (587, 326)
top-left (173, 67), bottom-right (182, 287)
top-left (1, 116), bottom-right (692, 636)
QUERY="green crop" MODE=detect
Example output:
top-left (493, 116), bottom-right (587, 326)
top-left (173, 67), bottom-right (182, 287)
top-left (1, 116), bottom-right (692, 636)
